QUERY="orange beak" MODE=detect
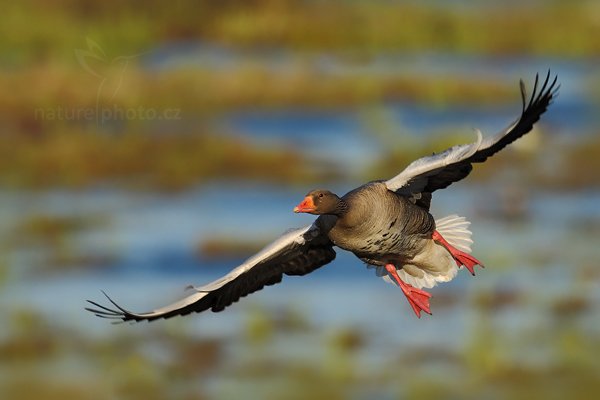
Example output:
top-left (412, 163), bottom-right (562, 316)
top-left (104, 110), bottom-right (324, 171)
top-left (293, 196), bottom-right (315, 213)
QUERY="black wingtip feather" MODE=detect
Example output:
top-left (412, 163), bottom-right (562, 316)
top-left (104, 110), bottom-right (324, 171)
top-left (85, 308), bottom-right (119, 318)
top-left (549, 83), bottom-right (561, 104)
top-left (86, 299), bottom-right (121, 315)
top-left (536, 70), bottom-right (552, 104)
top-left (416, 70), bottom-right (559, 192)
top-left (519, 79), bottom-right (527, 113)
top-left (101, 290), bottom-right (131, 314)
top-left (527, 72), bottom-right (540, 109)
top-left (85, 291), bottom-right (135, 322)
top-left (486, 70), bottom-right (558, 157)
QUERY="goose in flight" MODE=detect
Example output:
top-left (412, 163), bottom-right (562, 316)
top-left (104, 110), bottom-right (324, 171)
top-left (87, 72), bottom-right (558, 321)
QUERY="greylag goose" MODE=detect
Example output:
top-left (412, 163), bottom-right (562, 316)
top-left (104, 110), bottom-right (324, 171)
top-left (87, 72), bottom-right (558, 321)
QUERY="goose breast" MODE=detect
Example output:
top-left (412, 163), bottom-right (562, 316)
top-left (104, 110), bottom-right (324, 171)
top-left (323, 182), bottom-right (435, 260)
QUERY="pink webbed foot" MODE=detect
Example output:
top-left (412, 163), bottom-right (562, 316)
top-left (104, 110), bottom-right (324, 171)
top-left (432, 230), bottom-right (484, 275)
top-left (385, 264), bottom-right (432, 318)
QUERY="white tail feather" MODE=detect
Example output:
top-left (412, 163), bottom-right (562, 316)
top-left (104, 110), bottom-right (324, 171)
top-left (369, 214), bottom-right (474, 289)
top-left (434, 215), bottom-right (473, 252)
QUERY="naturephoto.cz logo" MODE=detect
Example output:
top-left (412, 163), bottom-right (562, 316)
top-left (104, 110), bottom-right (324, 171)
top-left (34, 38), bottom-right (181, 124)
top-left (34, 104), bottom-right (181, 123)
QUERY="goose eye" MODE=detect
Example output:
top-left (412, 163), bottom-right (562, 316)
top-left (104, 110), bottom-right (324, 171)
top-left (318, 193), bottom-right (324, 198)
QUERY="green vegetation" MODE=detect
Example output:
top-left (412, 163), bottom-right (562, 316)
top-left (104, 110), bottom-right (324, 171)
top-left (552, 135), bottom-right (600, 189)
top-left (1, 65), bottom-right (518, 114)
top-left (197, 236), bottom-right (267, 261)
top-left (1, 0), bottom-right (597, 190)
top-left (2, 0), bottom-right (600, 63)
top-left (2, 2), bottom-right (599, 399)
top-left (2, 299), bottom-right (600, 399)
top-left (10, 213), bottom-right (116, 272)
top-left (0, 130), bottom-right (328, 190)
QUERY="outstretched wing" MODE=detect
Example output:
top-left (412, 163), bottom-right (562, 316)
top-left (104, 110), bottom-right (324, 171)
top-left (86, 223), bottom-right (335, 322)
top-left (385, 71), bottom-right (559, 199)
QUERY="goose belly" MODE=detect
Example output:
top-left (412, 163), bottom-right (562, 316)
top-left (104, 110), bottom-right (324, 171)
top-left (325, 181), bottom-right (434, 264)
top-left (330, 223), bottom-right (427, 264)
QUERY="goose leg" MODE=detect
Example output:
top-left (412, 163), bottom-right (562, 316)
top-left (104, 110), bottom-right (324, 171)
top-left (432, 230), bottom-right (483, 276)
top-left (384, 264), bottom-right (432, 318)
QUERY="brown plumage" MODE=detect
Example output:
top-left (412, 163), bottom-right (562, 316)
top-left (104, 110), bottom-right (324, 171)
top-left (310, 183), bottom-right (435, 264)
top-left (86, 72), bottom-right (558, 321)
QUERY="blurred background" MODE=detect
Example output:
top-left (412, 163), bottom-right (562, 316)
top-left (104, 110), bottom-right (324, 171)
top-left (1, 0), bottom-right (599, 399)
